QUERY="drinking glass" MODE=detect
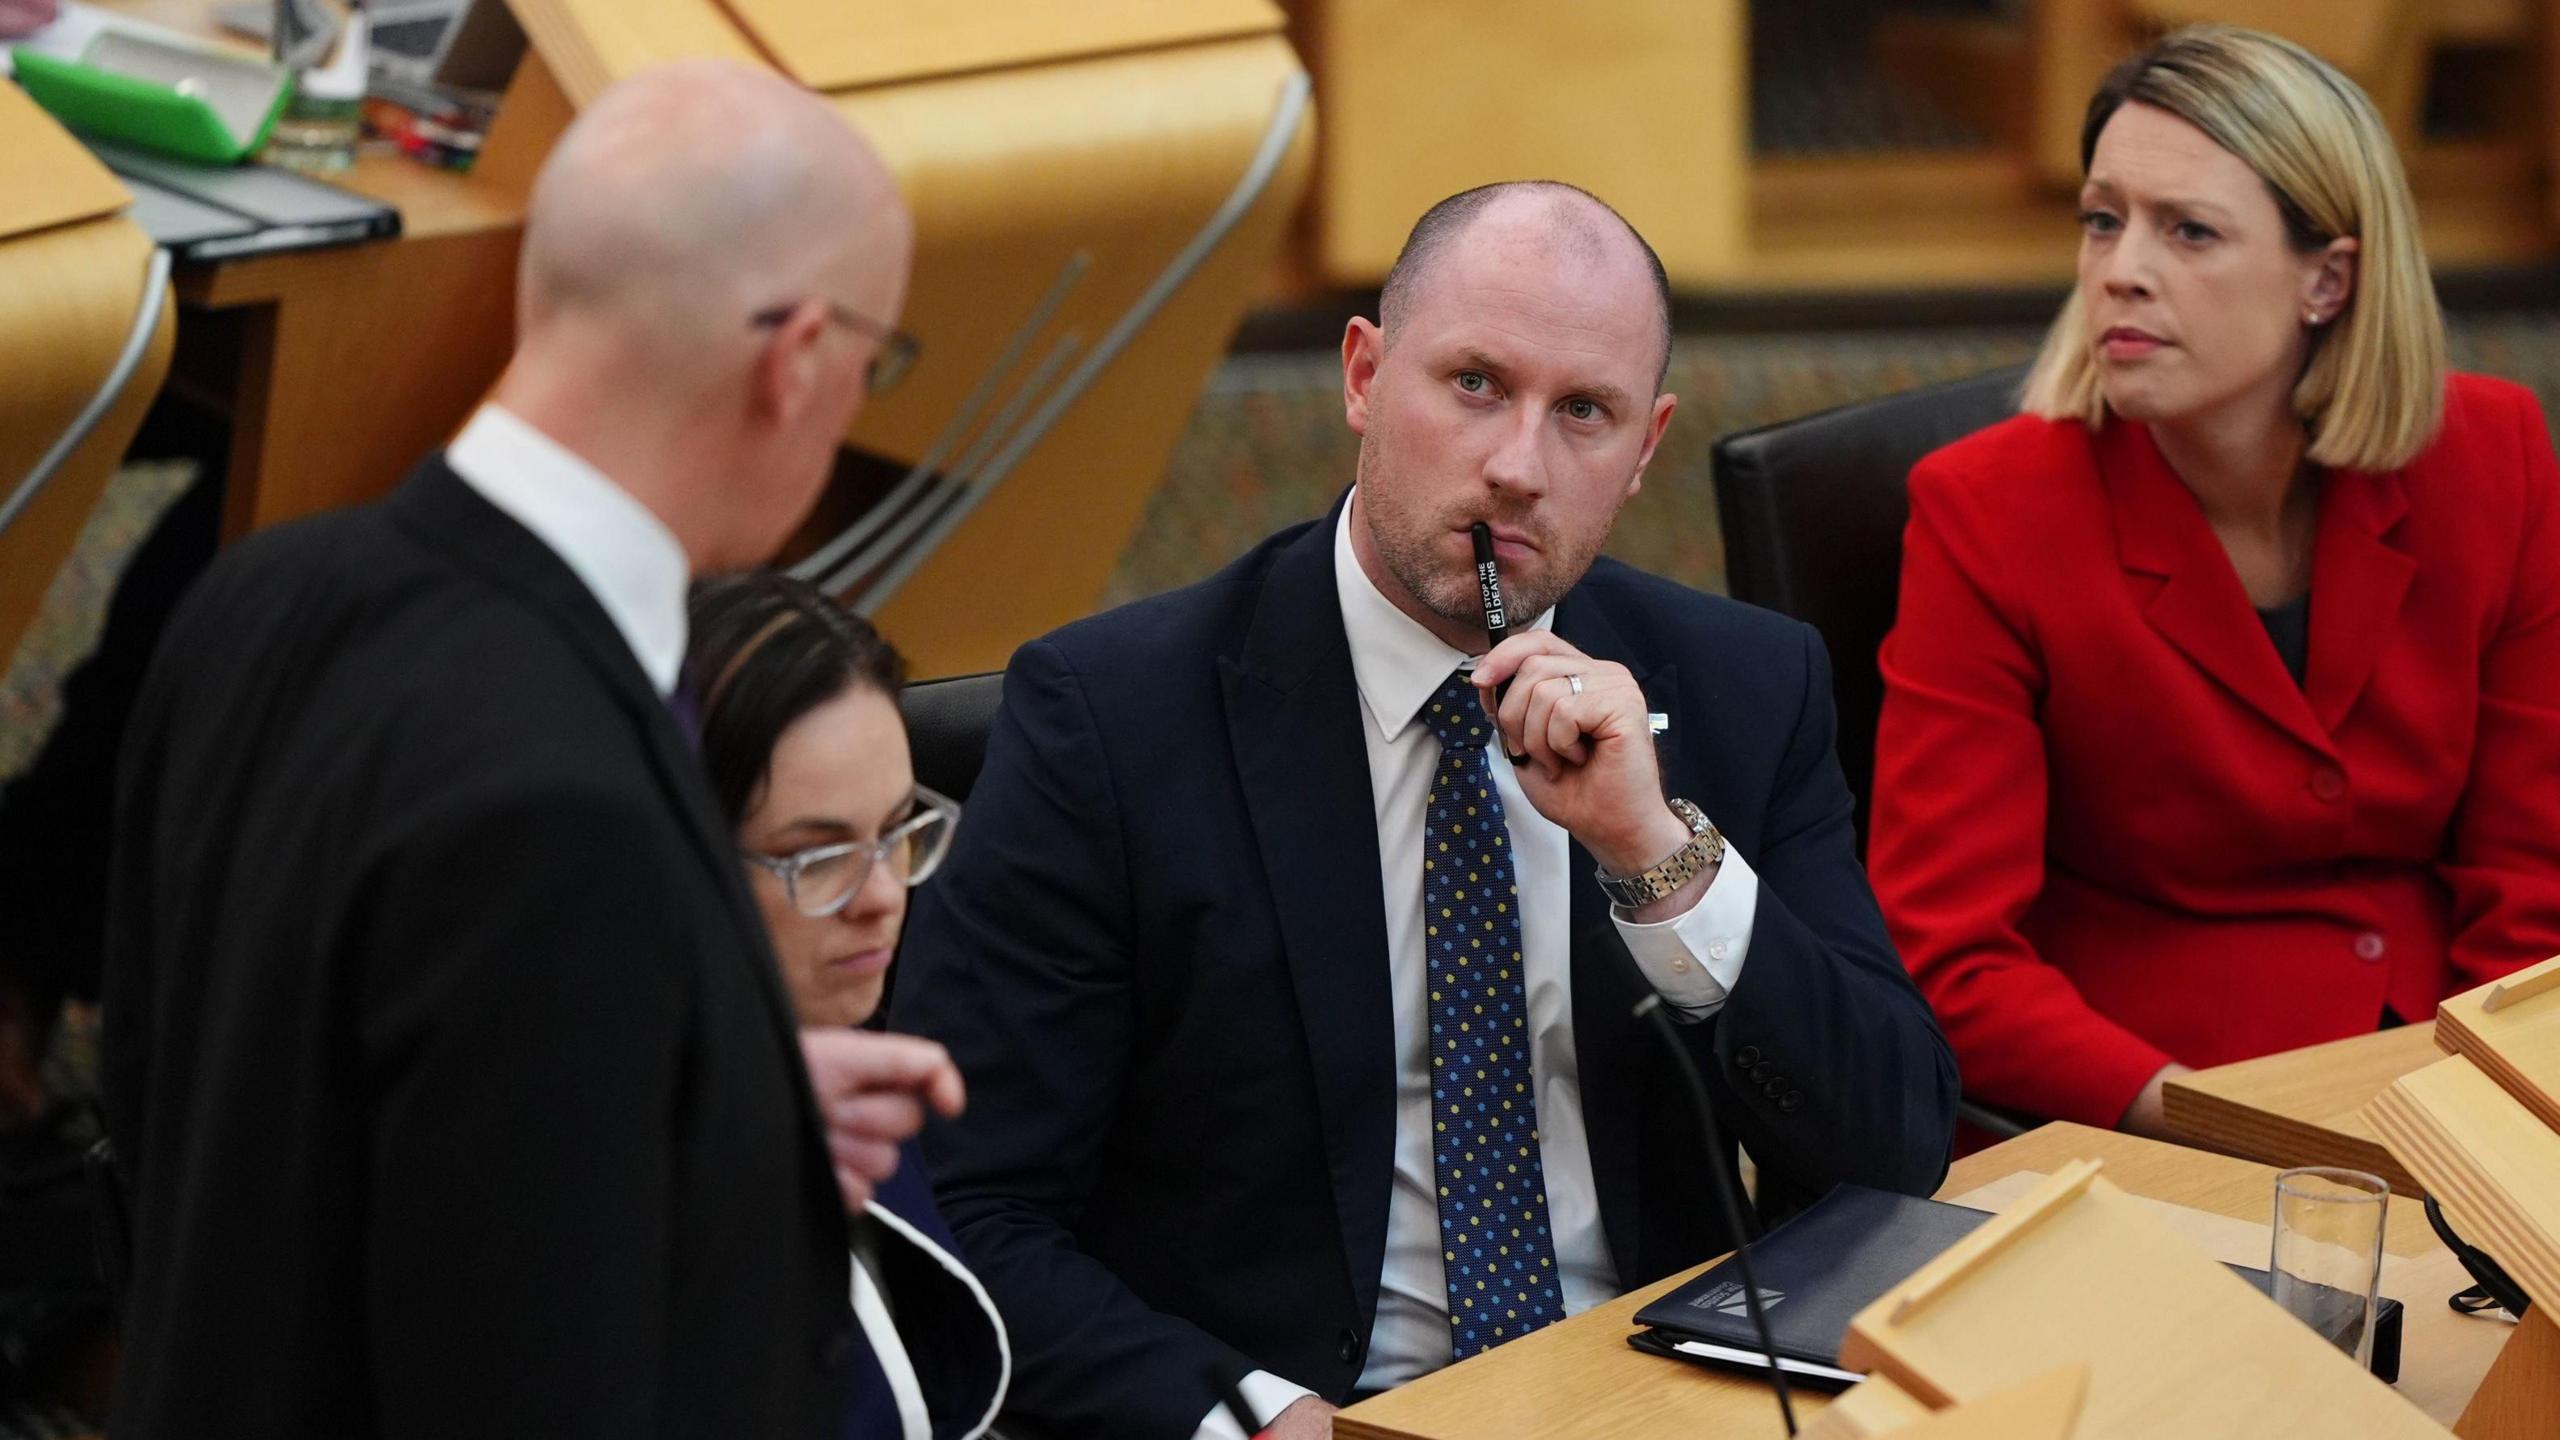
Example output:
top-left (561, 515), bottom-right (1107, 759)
top-left (2270, 1166), bottom-right (2389, 1367)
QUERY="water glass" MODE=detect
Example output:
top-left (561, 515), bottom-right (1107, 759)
top-left (2270, 1166), bottom-right (2389, 1367)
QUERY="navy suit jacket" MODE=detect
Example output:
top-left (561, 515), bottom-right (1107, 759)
top-left (893, 500), bottom-right (1957, 1438)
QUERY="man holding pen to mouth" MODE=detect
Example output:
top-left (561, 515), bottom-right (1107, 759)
top-left (893, 181), bottom-right (1957, 1439)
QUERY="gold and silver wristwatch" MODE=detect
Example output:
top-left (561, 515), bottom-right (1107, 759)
top-left (1593, 798), bottom-right (1724, 907)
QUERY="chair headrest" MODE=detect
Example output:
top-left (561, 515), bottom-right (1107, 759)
top-left (899, 671), bottom-right (1005, 804)
top-left (1713, 364), bottom-right (2028, 618)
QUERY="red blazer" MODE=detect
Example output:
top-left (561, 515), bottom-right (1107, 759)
top-left (1871, 373), bottom-right (2560, 1127)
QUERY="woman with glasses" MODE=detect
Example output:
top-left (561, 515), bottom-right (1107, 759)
top-left (687, 572), bottom-right (1004, 1440)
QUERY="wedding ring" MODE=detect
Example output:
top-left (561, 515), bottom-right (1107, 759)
top-left (1566, 674), bottom-right (1584, 696)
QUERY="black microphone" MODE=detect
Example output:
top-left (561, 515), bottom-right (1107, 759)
top-left (1633, 992), bottom-right (1797, 1435)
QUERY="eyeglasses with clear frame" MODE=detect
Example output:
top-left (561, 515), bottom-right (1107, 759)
top-left (742, 785), bottom-right (960, 918)
top-left (749, 300), bottom-right (922, 396)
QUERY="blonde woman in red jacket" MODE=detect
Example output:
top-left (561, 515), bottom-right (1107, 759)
top-left (1871, 25), bottom-right (2560, 1139)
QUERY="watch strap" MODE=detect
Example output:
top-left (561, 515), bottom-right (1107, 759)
top-left (1594, 799), bottom-right (1724, 908)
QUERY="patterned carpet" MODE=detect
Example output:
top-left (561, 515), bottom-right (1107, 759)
top-left (14, 313), bottom-right (2560, 777)
top-left (0, 461), bottom-right (192, 780)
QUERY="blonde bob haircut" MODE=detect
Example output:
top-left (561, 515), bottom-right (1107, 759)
top-left (2020, 25), bottom-right (2447, 471)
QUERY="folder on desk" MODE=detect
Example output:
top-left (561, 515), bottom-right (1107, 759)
top-left (81, 138), bottom-right (399, 261)
top-left (1631, 1183), bottom-right (2401, 1386)
top-left (1635, 1186), bottom-right (1984, 1387)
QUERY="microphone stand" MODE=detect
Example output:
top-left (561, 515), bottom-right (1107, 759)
top-left (1634, 993), bottom-right (1797, 1436)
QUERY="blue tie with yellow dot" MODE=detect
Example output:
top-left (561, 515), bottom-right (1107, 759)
top-left (1419, 667), bottom-right (1566, 1360)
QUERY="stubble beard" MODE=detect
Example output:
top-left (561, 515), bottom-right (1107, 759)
top-left (1354, 435), bottom-right (1601, 633)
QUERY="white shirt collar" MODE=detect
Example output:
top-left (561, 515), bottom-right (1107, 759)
top-left (445, 405), bottom-right (692, 696)
top-left (1332, 492), bottom-right (1554, 746)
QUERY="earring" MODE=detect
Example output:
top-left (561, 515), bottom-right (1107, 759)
top-left (2304, 309), bottom-right (2325, 326)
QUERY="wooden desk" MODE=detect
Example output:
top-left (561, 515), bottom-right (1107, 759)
top-left (88, 1), bottom-right (526, 538)
top-left (1333, 1123), bottom-right (2508, 1439)
top-left (2164, 1026), bottom-right (2442, 1199)
top-left (171, 153), bottom-right (522, 538)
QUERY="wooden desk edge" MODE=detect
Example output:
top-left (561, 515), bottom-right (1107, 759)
top-left (2164, 1028), bottom-right (2441, 1198)
top-left (1335, 1123), bottom-right (2459, 1440)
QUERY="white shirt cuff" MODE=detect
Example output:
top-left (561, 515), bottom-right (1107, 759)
top-left (1609, 839), bottom-right (1759, 1020)
top-left (1191, 1369), bottom-right (1319, 1439)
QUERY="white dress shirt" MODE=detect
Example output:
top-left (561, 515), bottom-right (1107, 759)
top-left (444, 405), bottom-right (691, 697)
top-left (1195, 497), bottom-right (1761, 1437)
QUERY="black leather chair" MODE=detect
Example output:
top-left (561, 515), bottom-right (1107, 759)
top-left (879, 670), bottom-right (1004, 1024)
top-left (1712, 364), bottom-right (2027, 854)
top-left (1714, 365), bottom-right (2032, 1141)
top-left (899, 671), bottom-right (1006, 802)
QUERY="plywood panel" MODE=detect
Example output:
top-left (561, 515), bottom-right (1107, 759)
top-left (1802, 1376), bottom-right (1933, 1439)
top-left (2434, 954), bottom-right (2560, 1134)
top-left (835, 35), bottom-right (1314, 674)
top-left (193, 224), bottom-right (523, 537)
top-left (2163, 1025), bottom-right (2441, 1197)
top-left (1841, 1167), bottom-right (2445, 1437)
top-left (475, 6), bottom-right (1316, 675)
top-left (721, 0), bottom-right (1278, 91)
top-left (502, 0), bottom-right (766, 108)
top-left (1946, 1169), bottom-right (2507, 1428)
top-left (1314, 0), bottom-right (1748, 285)
top-left (2367, 1055), bottom-right (2560, 1313)
top-left (0, 79), bottom-right (131, 240)
top-left (2025, 0), bottom-right (2130, 187)
top-left (2455, 1307), bottom-right (2560, 1440)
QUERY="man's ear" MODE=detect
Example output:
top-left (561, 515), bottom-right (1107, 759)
top-left (751, 299), bottom-right (831, 425)
top-left (1342, 316), bottom-right (1384, 436)
top-left (1625, 392), bottom-right (1678, 498)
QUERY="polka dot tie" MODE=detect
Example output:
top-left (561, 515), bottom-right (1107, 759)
top-left (1419, 667), bottom-right (1565, 1360)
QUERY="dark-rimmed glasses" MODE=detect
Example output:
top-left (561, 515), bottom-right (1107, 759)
top-left (742, 785), bottom-right (959, 917)
top-left (750, 300), bottom-right (921, 396)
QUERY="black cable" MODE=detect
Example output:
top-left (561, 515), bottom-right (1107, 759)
top-left (1634, 994), bottom-right (1797, 1435)
top-left (2422, 1195), bottom-right (2531, 1321)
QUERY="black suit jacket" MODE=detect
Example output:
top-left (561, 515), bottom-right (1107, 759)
top-left (893, 500), bottom-right (1959, 1439)
top-left (103, 458), bottom-right (856, 1438)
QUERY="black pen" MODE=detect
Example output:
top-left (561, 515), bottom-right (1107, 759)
top-left (1471, 522), bottom-right (1527, 764)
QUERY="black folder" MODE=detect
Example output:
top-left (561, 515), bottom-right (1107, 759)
top-left (1631, 1183), bottom-right (2401, 1388)
top-left (1633, 1185), bottom-right (1978, 1387)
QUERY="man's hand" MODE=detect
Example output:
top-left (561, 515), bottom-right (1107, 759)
top-left (1262, 1395), bottom-right (1337, 1439)
top-left (2117, 1062), bottom-right (2194, 1140)
top-left (799, 1029), bottom-right (966, 1213)
top-left (1472, 632), bottom-right (1701, 914)
top-left (0, 0), bottom-right (58, 41)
